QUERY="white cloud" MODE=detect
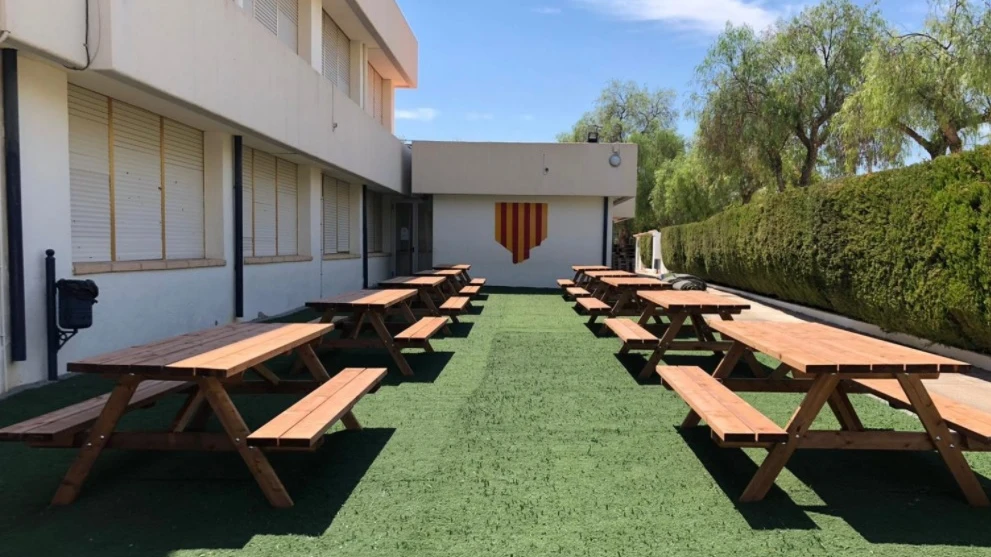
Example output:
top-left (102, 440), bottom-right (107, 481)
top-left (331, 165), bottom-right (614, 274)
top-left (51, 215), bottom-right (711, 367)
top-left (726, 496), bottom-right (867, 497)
top-left (532, 6), bottom-right (562, 14)
top-left (466, 112), bottom-right (495, 121)
top-left (576, 0), bottom-right (780, 34)
top-left (395, 108), bottom-right (439, 122)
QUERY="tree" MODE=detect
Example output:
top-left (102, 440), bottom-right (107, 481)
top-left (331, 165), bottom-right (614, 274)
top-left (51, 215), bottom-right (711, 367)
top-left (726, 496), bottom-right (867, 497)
top-left (838, 0), bottom-right (991, 162)
top-left (649, 151), bottom-right (736, 227)
top-left (558, 81), bottom-right (683, 230)
top-left (695, 0), bottom-right (885, 187)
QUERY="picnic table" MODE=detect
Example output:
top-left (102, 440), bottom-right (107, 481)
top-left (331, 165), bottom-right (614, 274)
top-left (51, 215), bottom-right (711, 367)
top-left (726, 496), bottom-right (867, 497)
top-left (307, 289), bottom-right (447, 377)
top-left (658, 321), bottom-right (989, 506)
top-left (571, 265), bottom-right (610, 282)
top-left (0, 323), bottom-right (387, 508)
top-left (576, 269), bottom-right (634, 289)
top-left (577, 277), bottom-right (670, 329)
top-left (380, 276), bottom-right (468, 326)
top-left (605, 290), bottom-right (761, 379)
top-left (415, 269), bottom-right (464, 296)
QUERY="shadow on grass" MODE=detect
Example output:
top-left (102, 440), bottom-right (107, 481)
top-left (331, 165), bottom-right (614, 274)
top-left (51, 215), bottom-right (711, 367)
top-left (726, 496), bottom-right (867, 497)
top-left (467, 305), bottom-right (484, 316)
top-left (613, 352), bottom-right (737, 385)
top-left (319, 349), bottom-right (454, 385)
top-left (473, 294), bottom-right (489, 302)
top-left (445, 322), bottom-right (475, 338)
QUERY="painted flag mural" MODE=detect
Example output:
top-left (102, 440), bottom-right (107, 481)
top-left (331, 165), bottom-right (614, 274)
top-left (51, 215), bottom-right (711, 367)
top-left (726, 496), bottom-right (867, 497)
top-left (494, 202), bottom-right (549, 264)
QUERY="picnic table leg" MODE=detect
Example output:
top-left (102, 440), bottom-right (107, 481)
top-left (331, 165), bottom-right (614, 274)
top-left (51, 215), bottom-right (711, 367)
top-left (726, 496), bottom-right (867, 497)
top-left (297, 344), bottom-right (332, 383)
top-left (827, 386), bottom-right (864, 431)
top-left (740, 373), bottom-right (839, 502)
top-left (636, 302), bottom-right (658, 326)
top-left (199, 377), bottom-right (294, 508)
top-left (639, 312), bottom-right (688, 380)
top-left (420, 289), bottom-right (454, 330)
top-left (714, 312), bottom-right (764, 376)
top-left (171, 389), bottom-right (208, 432)
top-left (367, 311), bottom-right (415, 377)
top-left (320, 309), bottom-right (336, 324)
top-left (681, 341), bottom-right (747, 426)
top-left (51, 375), bottom-right (142, 505)
top-left (896, 374), bottom-right (990, 507)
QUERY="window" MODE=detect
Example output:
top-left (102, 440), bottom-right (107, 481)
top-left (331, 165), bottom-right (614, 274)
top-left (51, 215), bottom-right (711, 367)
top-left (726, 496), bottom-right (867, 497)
top-left (322, 11), bottom-right (352, 95)
top-left (247, 0), bottom-right (298, 52)
top-left (68, 85), bottom-right (205, 264)
top-left (322, 176), bottom-right (351, 254)
top-left (367, 192), bottom-right (384, 253)
top-left (242, 147), bottom-right (299, 257)
top-left (366, 63), bottom-right (385, 125)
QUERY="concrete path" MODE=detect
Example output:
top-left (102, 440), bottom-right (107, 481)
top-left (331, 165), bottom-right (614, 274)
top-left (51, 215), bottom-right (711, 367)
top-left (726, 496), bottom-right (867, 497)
top-left (707, 286), bottom-right (991, 414)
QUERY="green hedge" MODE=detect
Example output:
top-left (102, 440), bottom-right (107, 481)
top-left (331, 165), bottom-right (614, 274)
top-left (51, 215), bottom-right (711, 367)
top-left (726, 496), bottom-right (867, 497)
top-left (662, 148), bottom-right (991, 353)
top-left (638, 234), bottom-right (653, 268)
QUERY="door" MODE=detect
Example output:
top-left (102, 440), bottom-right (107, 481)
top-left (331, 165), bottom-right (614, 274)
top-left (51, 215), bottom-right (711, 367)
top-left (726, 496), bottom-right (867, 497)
top-left (394, 201), bottom-right (414, 276)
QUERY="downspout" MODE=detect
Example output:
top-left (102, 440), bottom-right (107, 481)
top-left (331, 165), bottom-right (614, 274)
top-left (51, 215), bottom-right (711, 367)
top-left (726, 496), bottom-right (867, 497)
top-left (361, 185), bottom-right (368, 288)
top-left (232, 136), bottom-right (244, 318)
top-left (2, 48), bottom-right (25, 361)
top-left (601, 197), bottom-right (609, 267)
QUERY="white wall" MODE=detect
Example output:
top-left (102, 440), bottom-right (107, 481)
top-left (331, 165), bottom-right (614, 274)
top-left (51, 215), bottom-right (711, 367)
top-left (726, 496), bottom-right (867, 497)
top-left (432, 195), bottom-right (609, 288)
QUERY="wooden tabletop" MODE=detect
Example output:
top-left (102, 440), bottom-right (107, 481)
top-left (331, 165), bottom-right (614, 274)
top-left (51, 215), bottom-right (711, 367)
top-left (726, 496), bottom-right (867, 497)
top-left (572, 265), bottom-right (611, 272)
top-left (601, 277), bottom-right (670, 288)
top-left (434, 264), bottom-right (471, 271)
top-left (68, 323), bottom-right (333, 379)
top-left (638, 290), bottom-right (750, 312)
top-left (306, 289), bottom-right (417, 311)
top-left (379, 276), bottom-right (446, 288)
top-left (584, 270), bottom-right (635, 278)
top-left (708, 321), bottom-right (969, 374)
top-left (415, 269), bottom-right (462, 277)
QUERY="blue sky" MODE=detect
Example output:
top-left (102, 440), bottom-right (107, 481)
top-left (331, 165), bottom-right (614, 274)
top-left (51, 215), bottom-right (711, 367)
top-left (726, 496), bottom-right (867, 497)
top-left (394, 0), bottom-right (932, 143)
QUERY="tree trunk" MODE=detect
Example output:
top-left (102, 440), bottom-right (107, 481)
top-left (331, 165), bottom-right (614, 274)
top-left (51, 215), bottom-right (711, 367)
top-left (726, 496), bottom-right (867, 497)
top-left (798, 143), bottom-right (818, 187)
top-left (941, 123), bottom-right (963, 154)
top-left (899, 123), bottom-right (946, 160)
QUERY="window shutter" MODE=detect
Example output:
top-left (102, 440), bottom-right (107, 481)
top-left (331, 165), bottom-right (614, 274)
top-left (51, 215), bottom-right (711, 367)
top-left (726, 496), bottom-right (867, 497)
top-left (242, 148), bottom-right (255, 256)
top-left (276, 158), bottom-right (297, 255)
top-left (252, 151), bottom-right (277, 257)
top-left (254, 0), bottom-right (278, 36)
top-left (163, 119), bottom-right (205, 260)
top-left (322, 175), bottom-right (338, 254)
top-left (277, 0), bottom-right (298, 52)
top-left (365, 63), bottom-right (374, 116)
top-left (367, 193), bottom-right (382, 253)
top-left (337, 181), bottom-right (350, 253)
top-left (336, 26), bottom-right (351, 95)
top-left (68, 85), bottom-right (112, 263)
top-left (322, 11), bottom-right (339, 85)
top-left (112, 100), bottom-right (162, 261)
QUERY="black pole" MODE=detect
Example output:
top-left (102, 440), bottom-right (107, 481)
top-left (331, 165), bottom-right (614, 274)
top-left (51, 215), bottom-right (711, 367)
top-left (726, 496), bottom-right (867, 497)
top-left (3, 49), bottom-right (25, 361)
top-left (45, 250), bottom-right (57, 381)
top-left (601, 197), bottom-right (609, 267)
top-left (232, 136), bottom-right (244, 318)
top-left (361, 185), bottom-right (368, 289)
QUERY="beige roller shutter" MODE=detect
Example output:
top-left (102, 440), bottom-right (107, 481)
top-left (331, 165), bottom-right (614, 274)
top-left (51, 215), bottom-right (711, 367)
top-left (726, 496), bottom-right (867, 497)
top-left (68, 85), bottom-right (112, 263)
top-left (277, 0), bottom-right (298, 52)
top-left (254, 0), bottom-right (278, 36)
top-left (253, 151), bottom-right (277, 257)
top-left (276, 158), bottom-right (297, 255)
top-left (242, 148), bottom-right (255, 256)
top-left (322, 12), bottom-right (339, 85)
top-left (112, 101), bottom-right (162, 261)
top-left (163, 119), bottom-right (204, 259)
top-left (336, 24), bottom-right (351, 95)
top-left (322, 175), bottom-right (338, 254)
top-left (337, 180), bottom-right (350, 253)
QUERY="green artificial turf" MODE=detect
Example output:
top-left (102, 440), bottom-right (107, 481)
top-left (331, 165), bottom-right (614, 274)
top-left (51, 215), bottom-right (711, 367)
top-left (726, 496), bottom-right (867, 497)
top-left (2, 289), bottom-right (991, 556)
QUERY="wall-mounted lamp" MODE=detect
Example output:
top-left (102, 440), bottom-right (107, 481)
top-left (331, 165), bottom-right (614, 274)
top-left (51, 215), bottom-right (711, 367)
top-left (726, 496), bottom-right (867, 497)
top-left (609, 150), bottom-right (622, 167)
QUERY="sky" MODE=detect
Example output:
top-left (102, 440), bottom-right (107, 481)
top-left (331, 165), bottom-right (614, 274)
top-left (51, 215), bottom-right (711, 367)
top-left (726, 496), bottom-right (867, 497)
top-left (394, 0), bottom-right (934, 144)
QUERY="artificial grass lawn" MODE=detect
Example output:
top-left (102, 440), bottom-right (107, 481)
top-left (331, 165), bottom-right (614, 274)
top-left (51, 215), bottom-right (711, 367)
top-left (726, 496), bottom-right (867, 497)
top-left (2, 289), bottom-right (991, 556)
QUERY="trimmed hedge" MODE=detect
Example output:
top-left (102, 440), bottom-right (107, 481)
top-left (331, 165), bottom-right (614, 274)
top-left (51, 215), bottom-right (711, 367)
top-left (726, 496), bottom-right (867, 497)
top-left (662, 148), bottom-right (991, 354)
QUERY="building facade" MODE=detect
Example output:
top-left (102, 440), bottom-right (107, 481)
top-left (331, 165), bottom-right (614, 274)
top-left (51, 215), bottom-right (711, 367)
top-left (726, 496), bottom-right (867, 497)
top-left (0, 0), bottom-right (417, 393)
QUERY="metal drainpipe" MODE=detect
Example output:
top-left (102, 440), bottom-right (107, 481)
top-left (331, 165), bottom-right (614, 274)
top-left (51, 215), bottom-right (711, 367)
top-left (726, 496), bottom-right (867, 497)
top-left (362, 185), bottom-right (368, 289)
top-left (3, 48), bottom-right (26, 361)
top-left (601, 197), bottom-right (609, 267)
top-left (233, 136), bottom-right (244, 318)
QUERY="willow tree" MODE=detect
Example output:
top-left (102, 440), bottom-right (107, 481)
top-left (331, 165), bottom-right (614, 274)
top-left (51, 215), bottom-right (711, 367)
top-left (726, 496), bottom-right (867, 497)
top-left (838, 0), bottom-right (991, 162)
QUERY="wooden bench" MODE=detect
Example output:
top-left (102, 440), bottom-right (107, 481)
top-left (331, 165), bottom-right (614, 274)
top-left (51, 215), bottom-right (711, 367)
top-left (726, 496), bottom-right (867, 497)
top-left (394, 317), bottom-right (448, 351)
top-left (557, 279), bottom-right (575, 289)
top-left (248, 368), bottom-right (386, 450)
top-left (575, 297), bottom-right (611, 324)
top-left (0, 380), bottom-right (192, 446)
top-left (853, 379), bottom-right (991, 445)
top-left (658, 365), bottom-right (788, 446)
top-left (469, 278), bottom-right (486, 287)
top-left (459, 285), bottom-right (481, 297)
top-left (565, 287), bottom-right (591, 300)
top-left (603, 319), bottom-right (658, 350)
top-left (439, 296), bottom-right (471, 323)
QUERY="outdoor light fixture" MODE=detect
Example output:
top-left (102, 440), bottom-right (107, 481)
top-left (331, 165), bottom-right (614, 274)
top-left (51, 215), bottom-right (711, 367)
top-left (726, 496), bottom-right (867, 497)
top-left (609, 151), bottom-right (622, 167)
top-left (587, 130), bottom-right (599, 143)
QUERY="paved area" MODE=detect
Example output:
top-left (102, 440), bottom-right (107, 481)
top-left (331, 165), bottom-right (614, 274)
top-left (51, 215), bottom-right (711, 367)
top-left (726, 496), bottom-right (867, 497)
top-left (708, 286), bottom-right (991, 414)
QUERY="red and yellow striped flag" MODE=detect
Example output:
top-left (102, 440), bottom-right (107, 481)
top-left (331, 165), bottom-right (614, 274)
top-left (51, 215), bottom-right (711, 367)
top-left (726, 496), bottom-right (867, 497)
top-left (494, 202), bottom-right (549, 264)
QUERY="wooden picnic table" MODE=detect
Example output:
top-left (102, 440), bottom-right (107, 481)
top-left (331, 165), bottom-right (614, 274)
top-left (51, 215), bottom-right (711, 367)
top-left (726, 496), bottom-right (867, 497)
top-left (379, 276), bottom-right (458, 329)
top-left (577, 269), bottom-right (634, 288)
top-left (593, 277), bottom-right (670, 317)
top-left (664, 320), bottom-right (988, 506)
top-left (415, 269), bottom-right (464, 295)
top-left (2, 322), bottom-right (391, 508)
top-left (307, 289), bottom-right (446, 377)
top-left (571, 265), bottom-right (610, 282)
top-left (434, 264), bottom-right (472, 283)
top-left (605, 290), bottom-right (760, 379)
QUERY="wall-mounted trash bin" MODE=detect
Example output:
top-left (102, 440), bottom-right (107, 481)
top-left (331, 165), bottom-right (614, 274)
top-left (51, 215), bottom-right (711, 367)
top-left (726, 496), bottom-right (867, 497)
top-left (56, 279), bottom-right (99, 330)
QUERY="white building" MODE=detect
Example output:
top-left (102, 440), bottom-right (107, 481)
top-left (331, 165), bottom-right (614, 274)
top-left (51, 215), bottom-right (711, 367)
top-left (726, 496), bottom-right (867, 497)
top-left (0, 0), bottom-right (416, 393)
top-left (0, 1), bottom-right (636, 395)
